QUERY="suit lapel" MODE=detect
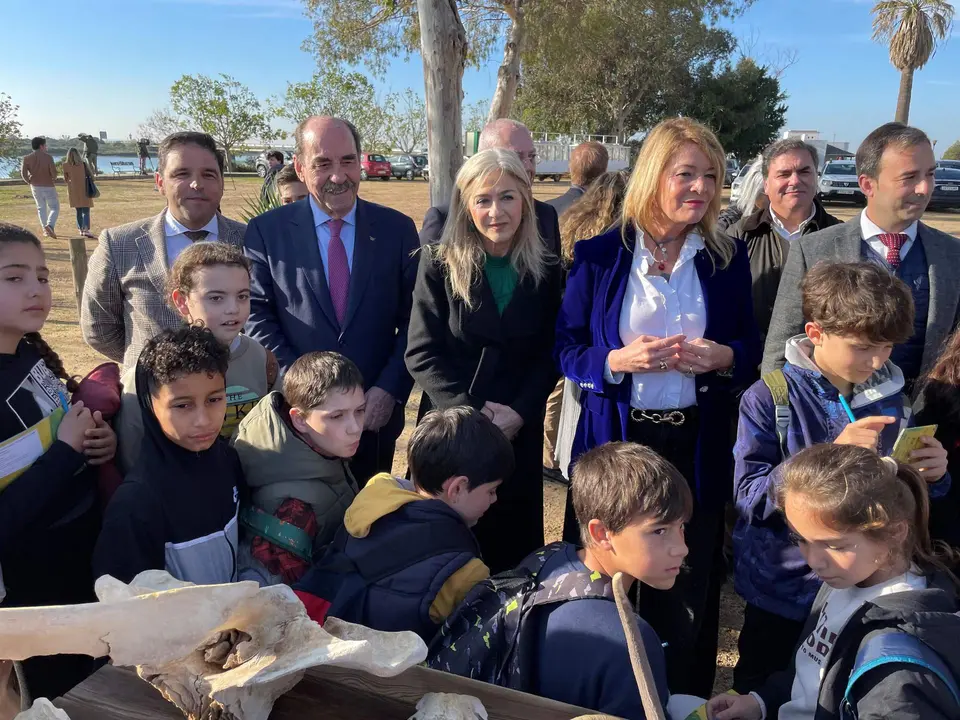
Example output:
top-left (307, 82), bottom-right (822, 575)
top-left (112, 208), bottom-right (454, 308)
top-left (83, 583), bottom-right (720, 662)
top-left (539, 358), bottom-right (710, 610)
top-left (137, 212), bottom-right (172, 296)
top-left (603, 229), bottom-right (633, 350)
top-left (838, 216), bottom-right (864, 261)
top-left (463, 272), bottom-right (505, 342)
top-left (343, 199), bottom-right (374, 330)
top-left (919, 224), bottom-right (960, 369)
top-left (216, 214), bottom-right (242, 246)
top-left (291, 200), bottom-right (339, 329)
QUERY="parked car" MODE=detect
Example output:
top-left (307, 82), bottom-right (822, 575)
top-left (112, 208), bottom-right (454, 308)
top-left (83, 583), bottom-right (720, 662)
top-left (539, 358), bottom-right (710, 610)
top-left (930, 167), bottom-right (960, 209)
top-left (255, 150), bottom-right (294, 177)
top-left (724, 158), bottom-right (740, 187)
top-left (818, 160), bottom-right (863, 203)
top-left (387, 154), bottom-right (422, 180)
top-left (360, 153), bottom-right (392, 181)
top-left (937, 159), bottom-right (960, 171)
top-left (729, 163), bottom-right (754, 205)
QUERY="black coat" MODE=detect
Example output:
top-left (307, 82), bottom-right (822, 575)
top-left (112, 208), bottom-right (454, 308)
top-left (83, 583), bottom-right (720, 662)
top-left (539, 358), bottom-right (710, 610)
top-left (545, 185), bottom-right (585, 218)
top-left (405, 249), bottom-right (562, 572)
top-left (419, 200), bottom-right (562, 260)
top-left (728, 201), bottom-right (841, 341)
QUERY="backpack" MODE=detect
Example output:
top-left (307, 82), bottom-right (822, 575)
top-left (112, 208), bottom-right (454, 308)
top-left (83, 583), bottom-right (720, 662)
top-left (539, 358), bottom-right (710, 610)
top-left (840, 631), bottom-right (960, 719)
top-left (426, 542), bottom-right (614, 692)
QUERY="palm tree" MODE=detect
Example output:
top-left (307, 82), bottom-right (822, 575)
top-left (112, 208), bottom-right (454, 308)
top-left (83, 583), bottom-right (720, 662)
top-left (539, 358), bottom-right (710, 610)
top-left (871, 0), bottom-right (954, 124)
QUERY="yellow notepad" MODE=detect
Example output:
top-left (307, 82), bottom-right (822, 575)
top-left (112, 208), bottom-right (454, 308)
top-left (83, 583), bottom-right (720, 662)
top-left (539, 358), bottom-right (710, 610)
top-left (0, 408), bottom-right (65, 491)
top-left (890, 425), bottom-right (938, 464)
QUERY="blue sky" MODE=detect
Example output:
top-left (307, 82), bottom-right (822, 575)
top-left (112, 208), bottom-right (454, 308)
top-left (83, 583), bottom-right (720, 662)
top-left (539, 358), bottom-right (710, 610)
top-left (2, 0), bottom-right (957, 155)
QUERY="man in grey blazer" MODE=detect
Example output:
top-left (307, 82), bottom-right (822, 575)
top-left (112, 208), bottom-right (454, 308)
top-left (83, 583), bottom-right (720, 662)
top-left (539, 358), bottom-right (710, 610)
top-left (762, 122), bottom-right (960, 390)
top-left (81, 132), bottom-right (245, 369)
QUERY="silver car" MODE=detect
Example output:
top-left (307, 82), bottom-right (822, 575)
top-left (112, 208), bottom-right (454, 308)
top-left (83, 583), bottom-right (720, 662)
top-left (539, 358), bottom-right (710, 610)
top-left (818, 161), bottom-right (863, 202)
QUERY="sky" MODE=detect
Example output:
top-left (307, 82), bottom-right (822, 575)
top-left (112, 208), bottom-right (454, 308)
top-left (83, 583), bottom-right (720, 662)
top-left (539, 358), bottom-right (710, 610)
top-left (2, 0), bottom-right (958, 155)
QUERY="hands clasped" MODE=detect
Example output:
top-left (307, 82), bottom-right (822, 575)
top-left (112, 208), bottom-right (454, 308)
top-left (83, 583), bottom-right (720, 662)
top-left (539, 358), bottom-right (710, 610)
top-left (607, 334), bottom-right (734, 376)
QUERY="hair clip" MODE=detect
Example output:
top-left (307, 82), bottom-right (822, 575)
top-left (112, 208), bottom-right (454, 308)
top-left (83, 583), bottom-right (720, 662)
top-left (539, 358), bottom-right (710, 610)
top-left (881, 456), bottom-right (899, 473)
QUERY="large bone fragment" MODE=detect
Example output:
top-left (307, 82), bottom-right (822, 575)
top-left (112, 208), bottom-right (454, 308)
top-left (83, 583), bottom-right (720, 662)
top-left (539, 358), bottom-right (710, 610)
top-left (0, 571), bottom-right (427, 720)
top-left (14, 699), bottom-right (70, 720)
top-left (409, 693), bottom-right (488, 719)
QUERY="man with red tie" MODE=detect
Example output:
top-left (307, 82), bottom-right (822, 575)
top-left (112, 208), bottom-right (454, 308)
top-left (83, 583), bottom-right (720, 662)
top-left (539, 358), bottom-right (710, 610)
top-left (243, 116), bottom-right (419, 485)
top-left (762, 122), bottom-right (960, 393)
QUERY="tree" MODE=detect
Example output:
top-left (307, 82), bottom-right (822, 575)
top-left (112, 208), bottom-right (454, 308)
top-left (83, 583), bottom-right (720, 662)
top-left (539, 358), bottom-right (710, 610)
top-left (462, 99), bottom-right (489, 133)
top-left (0, 93), bottom-right (23, 162)
top-left (273, 68), bottom-right (392, 151)
top-left (418, 0), bottom-right (468, 205)
top-left (516, 0), bottom-right (734, 141)
top-left (683, 57), bottom-right (787, 161)
top-left (136, 107), bottom-right (189, 142)
top-left (943, 140), bottom-right (960, 161)
top-left (872, 0), bottom-right (954, 124)
top-left (170, 74), bottom-right (279, 171)
top-left (386, 89), bottom-right (427, 153)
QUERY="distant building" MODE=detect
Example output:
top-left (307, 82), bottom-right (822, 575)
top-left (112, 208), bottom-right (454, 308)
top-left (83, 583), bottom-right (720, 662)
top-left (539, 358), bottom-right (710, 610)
top-left (781, 129), bottom-right (853, 170)
top-left (783, 129), bottom-right (821, 142)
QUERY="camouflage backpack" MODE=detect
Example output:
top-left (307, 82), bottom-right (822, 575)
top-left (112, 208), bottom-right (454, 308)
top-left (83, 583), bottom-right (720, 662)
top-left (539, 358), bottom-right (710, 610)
top-left (426, 542), bottom-right (614, 692)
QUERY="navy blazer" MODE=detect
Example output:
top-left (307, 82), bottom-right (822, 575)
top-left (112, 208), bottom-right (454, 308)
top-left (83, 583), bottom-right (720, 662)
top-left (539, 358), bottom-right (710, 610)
top-left (244, 197), bottom-right (419, 401)
top-left (555, 225), bottom-right (761, 508)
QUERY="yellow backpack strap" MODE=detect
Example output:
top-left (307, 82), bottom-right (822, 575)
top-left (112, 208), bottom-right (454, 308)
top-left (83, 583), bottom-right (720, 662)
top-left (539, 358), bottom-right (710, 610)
top-left (761, 369), bottom-right (790, 459)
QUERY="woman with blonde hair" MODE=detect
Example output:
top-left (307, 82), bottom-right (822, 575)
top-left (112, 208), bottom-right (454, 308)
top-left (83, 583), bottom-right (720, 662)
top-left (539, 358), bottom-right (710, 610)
top-left (62, 148), bottom-right (95, 238)
top-left (406, 148), bottom-right (562, 572)
top-left (555, 117), bottom-right (761, 697)
top-left (559, 169), bottom-right (629, 264)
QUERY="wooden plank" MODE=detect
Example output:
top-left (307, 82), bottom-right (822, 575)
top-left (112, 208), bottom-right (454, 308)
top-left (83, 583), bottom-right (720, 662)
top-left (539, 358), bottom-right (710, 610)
top-left (67, 237), bottom-right (89, 314)
top-left (57, 663), bottom-right (601, 720)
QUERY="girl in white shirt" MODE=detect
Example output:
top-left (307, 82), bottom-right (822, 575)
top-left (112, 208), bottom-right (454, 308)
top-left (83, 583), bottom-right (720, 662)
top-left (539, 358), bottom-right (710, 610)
top-left (708, 443), bottom-right (960, 720)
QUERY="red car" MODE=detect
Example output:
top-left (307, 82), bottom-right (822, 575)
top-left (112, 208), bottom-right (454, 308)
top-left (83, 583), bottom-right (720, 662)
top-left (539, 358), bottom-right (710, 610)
top-left (360, 153), bottom-right (392, 181)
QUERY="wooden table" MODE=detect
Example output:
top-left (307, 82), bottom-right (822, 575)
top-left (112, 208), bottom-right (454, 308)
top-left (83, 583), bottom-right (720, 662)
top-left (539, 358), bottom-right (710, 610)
top-left (56, 663), bottom-right (601, 719)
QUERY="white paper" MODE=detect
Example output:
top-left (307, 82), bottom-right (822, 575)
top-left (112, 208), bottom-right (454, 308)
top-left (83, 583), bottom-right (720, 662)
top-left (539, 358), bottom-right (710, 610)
top-left (0, 431), bottom-right (43, 480)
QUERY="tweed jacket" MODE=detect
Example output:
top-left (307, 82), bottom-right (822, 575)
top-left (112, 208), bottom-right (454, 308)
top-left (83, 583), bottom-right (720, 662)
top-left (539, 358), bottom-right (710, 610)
top-left (761, 215), bottom-right (960, 381)
top-left (80, 210), bottom-right (246, 369)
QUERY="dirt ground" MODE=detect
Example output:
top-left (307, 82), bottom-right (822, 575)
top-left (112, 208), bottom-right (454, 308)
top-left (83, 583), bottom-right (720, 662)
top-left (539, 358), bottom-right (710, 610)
top-left (3, 176), bottom-right (959, 693)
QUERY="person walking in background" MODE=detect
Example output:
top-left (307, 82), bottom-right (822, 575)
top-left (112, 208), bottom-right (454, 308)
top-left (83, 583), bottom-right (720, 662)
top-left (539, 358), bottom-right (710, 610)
top-left (20, 137), bottom-right (59, 239)
top-left (546, 141), bottom-right (609, 218)
top-left (405, 148), bottom-right (562, 573)
top-left (77, 133), bottom-right (99, 174)
top-left (555, 117), bottom-right (761, 697)
top-left (137, 138), bottom-right (152, 175)
top-left (260, 150), bottom-right (284, 201)
top-left (62, 149), bottom-right (95, 239)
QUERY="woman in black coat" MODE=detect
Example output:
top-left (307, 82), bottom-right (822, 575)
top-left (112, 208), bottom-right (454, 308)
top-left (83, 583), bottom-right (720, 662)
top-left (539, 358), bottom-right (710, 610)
top-left (405, 148), bottom-right (562, 573)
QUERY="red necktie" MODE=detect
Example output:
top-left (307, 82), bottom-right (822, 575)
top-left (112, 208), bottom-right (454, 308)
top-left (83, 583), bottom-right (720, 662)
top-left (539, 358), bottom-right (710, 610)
top-left (327, 218), bottom-right (350, 325)
top-left (877, 233), bottom-right (908, 270)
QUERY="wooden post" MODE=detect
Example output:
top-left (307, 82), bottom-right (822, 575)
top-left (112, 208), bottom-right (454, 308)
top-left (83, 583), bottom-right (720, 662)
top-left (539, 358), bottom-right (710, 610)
top-left (69, 237), bottom-right (89, 314)
top-left (418, 0), bottom-right (468, 207)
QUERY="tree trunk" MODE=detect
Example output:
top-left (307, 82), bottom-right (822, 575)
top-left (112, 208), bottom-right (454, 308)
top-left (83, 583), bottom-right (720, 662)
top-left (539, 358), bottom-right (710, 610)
top-left (895, 68), bottom-right (914, 124)
top-left (486, 1), bottom-right (526, 124)
top-left (418, 0), bottom-right (468, 206)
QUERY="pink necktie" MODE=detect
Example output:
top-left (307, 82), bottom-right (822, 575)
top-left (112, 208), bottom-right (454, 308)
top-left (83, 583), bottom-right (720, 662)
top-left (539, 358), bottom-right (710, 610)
top-left (877, 233), bottom-right (908, 270)
top-left (327, 218), bottom-right (350, 325)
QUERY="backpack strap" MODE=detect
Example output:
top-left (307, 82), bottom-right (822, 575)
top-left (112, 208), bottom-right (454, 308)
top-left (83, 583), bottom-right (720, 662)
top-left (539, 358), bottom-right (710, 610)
top-left (841, 632), bottom-right (960, 720)
top-left (761, 369), bottom-right (790, 459)
top-left (240, 505), bottom-right (314, 561)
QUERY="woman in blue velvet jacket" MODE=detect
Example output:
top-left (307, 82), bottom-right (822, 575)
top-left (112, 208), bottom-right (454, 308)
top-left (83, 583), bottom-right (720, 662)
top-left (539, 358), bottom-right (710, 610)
top-left (554, 118), bottom-right (761, 698)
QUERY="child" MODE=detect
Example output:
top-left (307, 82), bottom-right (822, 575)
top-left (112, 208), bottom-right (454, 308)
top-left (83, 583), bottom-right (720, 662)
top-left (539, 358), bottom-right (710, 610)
top-left (233, 351), bottom-right (365, 586)
top-left (0, 222), bottom-right (116, 699)
top-left (732, 261), bottom-right (950, 693)
top-left (93, 326), bottom-right (243, 585)
top-left (116, 242), bottom-right (277, 473)
top-left (274, 164), bottom-right (308, 205)
top-left (293, 406), bottom-right (513, 641)
top-left (708, 444), bottom-right (960, 720)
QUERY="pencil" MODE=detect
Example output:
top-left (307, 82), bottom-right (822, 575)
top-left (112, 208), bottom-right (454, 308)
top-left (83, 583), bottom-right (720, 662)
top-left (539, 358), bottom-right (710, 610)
top-left (838, 395), bottom-right (856, 423)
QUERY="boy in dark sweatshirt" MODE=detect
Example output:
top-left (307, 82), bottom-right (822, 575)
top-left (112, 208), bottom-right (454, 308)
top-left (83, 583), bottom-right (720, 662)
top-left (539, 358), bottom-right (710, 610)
top-left (294, 406), bottom-right (514, 641)
top-left (93, 326), bottom-right (243, 585)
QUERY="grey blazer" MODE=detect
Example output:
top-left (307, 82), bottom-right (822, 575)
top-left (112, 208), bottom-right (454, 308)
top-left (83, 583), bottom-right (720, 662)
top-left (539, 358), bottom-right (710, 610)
top-left (80, 210), bottom-right (246, 369)
top-left (761, 216), bottom-right (960, 380)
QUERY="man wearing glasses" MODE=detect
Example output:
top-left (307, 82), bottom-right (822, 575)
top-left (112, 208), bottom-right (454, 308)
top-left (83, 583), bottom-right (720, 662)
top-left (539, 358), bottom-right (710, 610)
top-left (418, 118), bottom-right (561, 258)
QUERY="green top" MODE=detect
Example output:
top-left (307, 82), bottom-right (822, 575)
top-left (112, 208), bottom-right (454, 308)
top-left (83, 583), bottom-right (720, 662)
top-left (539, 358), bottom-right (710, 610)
top-left (483, 252), bottom-right (518, 315)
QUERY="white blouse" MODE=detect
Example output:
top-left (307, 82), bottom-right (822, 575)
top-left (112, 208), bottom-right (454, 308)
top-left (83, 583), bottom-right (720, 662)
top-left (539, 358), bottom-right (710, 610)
top-left (605, 230), bottom-right (707, 410)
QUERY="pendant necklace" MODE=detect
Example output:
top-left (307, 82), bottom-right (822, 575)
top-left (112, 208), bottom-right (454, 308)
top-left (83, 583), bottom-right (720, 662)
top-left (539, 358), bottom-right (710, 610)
top-left (652, 237), bottom-right (673, 272)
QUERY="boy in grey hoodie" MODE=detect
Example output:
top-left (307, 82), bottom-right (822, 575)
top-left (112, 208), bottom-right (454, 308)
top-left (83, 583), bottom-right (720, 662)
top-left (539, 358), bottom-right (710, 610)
top-left (234, 352), bottom-right (364, 586)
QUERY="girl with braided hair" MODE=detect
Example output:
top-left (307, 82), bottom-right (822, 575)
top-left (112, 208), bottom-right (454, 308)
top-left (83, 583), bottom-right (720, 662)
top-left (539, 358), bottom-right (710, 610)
top-left (0, 222), bottom-right (116, 700)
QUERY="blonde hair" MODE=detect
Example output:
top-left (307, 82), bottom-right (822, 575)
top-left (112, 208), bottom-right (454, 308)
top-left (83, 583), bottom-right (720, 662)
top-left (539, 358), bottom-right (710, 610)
top-left (621, 117), bottom-right (735, 270)
top-left (435, 148), bottom-right (549, 309)
top-left (560, 170), bottom-right (628, 263)
top-left (65, 148), bottom-right (83, 165)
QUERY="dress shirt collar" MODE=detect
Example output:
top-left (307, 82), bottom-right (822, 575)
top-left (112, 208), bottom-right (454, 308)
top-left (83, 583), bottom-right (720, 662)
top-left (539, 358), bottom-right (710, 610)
top-left (634, 228), bottom-right (705, 273)
top-left (309, 195), bottom-right (357, 229)
top-left (770, 207), bottom-right (816, 240)
top-left (164, 210), bottom-right (218, 238)
top-left (859, 209), bottom-right (918, 243)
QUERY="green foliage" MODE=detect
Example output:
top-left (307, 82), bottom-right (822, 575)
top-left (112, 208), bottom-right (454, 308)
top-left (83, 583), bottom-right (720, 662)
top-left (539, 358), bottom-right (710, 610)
top-left (386, 89), bottom-right (427, 153)
top-left (0, 93), bottom-right (23, 162)
top-left (682, 57), bottom-right (788, 161)
top-left (272, 67), bottom-right (391, 151)
top-left (239, 189), bottom-right (282, 223)
top-left (943, 140), bottom-right (960, 161)
top-left (170, 74), bottom-right (280, 171)
top-left (462, 99), bottom-right (489, 134)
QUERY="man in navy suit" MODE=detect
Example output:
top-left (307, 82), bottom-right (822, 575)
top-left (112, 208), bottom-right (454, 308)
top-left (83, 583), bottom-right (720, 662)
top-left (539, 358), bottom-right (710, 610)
top-left (244, 116), bottom-right (419, 485)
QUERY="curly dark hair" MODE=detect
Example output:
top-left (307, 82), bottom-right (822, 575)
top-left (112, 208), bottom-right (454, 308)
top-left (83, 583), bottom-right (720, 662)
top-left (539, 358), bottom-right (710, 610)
top-left (137, 326), bottom-right (229, 393)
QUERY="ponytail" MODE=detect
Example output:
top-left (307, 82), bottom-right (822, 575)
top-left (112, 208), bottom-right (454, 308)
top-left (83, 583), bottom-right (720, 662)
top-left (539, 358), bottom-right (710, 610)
top-left (23, 332), bottom-right (79, 394)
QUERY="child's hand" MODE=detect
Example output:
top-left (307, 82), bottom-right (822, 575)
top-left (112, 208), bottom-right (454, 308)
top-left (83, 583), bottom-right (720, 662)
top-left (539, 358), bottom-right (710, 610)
top-left (83, 410), bottom-right (117, 466)
top-left (57, 401), bottom-right (95, 453)
top-left (706, 693), bottom-right (763, 720)
top-left (909, 435), bottom-right (949, 483)
top-left (833, 416), bottom-right (897, 450)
